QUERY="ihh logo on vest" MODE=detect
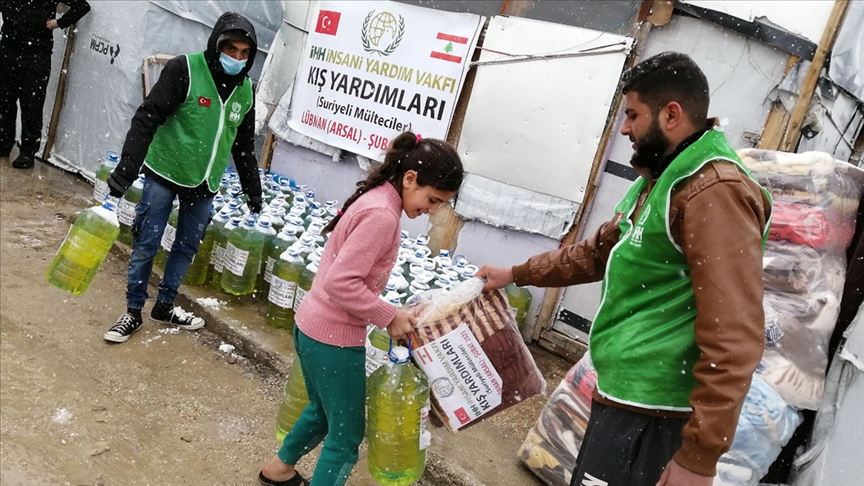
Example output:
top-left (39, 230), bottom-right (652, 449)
top-left (89, 34), bottom-right (120, 65)
top-left (229, 102), bottom-right (242, 122)
top-left (629, 204), bottom-right (651, 248)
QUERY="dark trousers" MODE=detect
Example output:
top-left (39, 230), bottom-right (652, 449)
top-left (0, 43), bottom-right (52, 157)
top-left (569, 400), bottom-right (689, 486)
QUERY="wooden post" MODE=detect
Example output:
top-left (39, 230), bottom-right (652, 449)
top-left (500, 0), bottom-right (534, 16)
top-left (42, 24), bottom-right (77, 160)
top-left (426, 21), bottom-right (488, 254)
top-left (260, 130), bottom-right (277, 171)
top-left (778, 0), bottom-right (849, 152)
top-left (757, 55), bottom-right (800, 150)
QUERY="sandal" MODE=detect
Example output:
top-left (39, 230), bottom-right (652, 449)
top-left (258, 470), bottom-right (309, 486)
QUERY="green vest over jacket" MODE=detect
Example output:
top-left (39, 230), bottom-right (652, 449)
top-left (144, 52), bottom-right (252, 192)
top-left (590, 128), bottom-right (770, 411)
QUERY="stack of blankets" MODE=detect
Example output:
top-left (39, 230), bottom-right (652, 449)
top-left (740, 149), bottom-right (861, 411)
top-left (406, 278), bottom-right (546, 431)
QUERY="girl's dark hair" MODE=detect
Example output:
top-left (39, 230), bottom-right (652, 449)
top-left (323, 131), bottom-right (464, 234)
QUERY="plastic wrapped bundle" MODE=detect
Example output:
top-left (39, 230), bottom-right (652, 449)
top-left (518, 352), bottom-right (596, 486)
top-left (406, 278), bottom-right (546, 432)
top-left (762, 243), bottom-right (845, 295)
top-left (737, 149), bottom-right (862, 221)
top-left (713, 376), bottom-right (803, 486)
top-left (739, 148), bottom-right (863, 410)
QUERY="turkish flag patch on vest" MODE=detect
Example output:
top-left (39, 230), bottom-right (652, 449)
top-left (197, 96), bottom-right (211, 107)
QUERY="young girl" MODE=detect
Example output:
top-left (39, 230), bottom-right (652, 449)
top-left (259, 132), bottom-right (464, 486)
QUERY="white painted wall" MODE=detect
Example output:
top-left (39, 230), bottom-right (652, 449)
top-left (458, 15), bottom-right (633, 203)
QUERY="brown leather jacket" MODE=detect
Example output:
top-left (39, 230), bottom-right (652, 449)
top-left (512, 157), bottom-right (771, 476)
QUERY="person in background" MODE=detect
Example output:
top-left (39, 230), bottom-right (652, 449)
top-left (478, 52), bottom-right (772, 486)
top-left (258, 132), bottom-right (464, 486)
top-left (0, 0), bottom-right (91, 169)
top-left (102, 11), bottom-right (262, 343)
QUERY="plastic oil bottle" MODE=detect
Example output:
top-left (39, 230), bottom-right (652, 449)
top-left (265, 247), bottom-right (304, 330)
top-left (210, 216), bottom-right (242, 290)
top-left (365, 325), bottom-right (392, 377)
top-left (252, 216), bottom-right (279, 294)
top-left (367, 345), bottom-right (431, 486)
top-left (261, 226), bottom-right (298, 296)
top-left (294, 259), bottom-right (318, 315)
top-left (153, 200), bottom-right (179, 270)
top-left (183, 206), bottom-right (232, 286)
top-left (274, 359), bottom-right (310, 443)
top-left (92, 150), bottom-right (120, 205)
top-left (116, 175), bottom-right (144, 245)
top-left (505, 284), bottom-right (532, 332)
top-left (46, 197), bottom-right (121, 295)
top-left (197, 207), bottom-right (232, 283)
top-left (221, 215), bottom-right (268, 296)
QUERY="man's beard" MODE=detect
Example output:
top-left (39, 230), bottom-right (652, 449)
top-left (630, 119), bottom-right (672, 178)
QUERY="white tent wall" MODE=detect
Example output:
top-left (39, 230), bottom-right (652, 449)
top-left (47, 0), bottom-right (282, 179)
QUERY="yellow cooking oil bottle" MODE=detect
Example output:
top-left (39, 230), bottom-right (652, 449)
top-left (367, 344), bottom-right (431, 486)
top-left (274, 358), bottom-right (310, 443)
top-left (46, 197), bottom-right (121, 295)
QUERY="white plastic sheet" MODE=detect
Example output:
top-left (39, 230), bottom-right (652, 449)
top-left (46, 1), bottom-right (282, 178)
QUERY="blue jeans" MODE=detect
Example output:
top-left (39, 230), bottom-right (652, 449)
top-left (126, 177), bottom-right (212, 309)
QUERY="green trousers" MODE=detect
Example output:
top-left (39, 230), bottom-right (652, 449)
top-left (279, 326), bottom-right (366, 486)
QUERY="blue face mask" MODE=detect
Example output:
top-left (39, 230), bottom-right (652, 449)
top-left (220, 52), bottom-right (247, 75)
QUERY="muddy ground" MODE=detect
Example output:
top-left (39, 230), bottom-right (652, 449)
top-left (0, 150), bottom-right (571, 486)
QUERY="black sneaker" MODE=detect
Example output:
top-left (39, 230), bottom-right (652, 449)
top-left (104, 313), bottom-right (143, 343)
top-left (12, 153), bottom-right (34, 169)
top-left (150, 302), bottom-right (205, 330)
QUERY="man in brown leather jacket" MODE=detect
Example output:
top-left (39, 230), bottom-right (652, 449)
top-left (479, 52), bottom-right (772, 486)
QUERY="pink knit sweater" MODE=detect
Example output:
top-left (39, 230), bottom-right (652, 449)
top-left (295, 183), bottom-right (401, 347)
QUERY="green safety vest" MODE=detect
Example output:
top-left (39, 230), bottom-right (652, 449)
top-left (144, 52), bottom-right (252, 192)
top-left (590, 128), bottom-right (771, 411)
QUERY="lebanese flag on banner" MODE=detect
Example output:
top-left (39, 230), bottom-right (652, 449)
top-left (315, 10), bottom-right (341, 36)
top-left (430, 32), bottom-right (469, 63)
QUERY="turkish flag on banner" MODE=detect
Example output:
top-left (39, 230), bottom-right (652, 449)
top-left (453, 407), bottom-right (471, 425)
top-left (315, 10), bottom-right (341, 36)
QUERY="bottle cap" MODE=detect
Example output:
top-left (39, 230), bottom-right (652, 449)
top-left (389, 346), bottom-right (410, 364)
top-left (101, 196), bottom-right (118, 211)
top-left (106, 150), bottom-right (120, 162)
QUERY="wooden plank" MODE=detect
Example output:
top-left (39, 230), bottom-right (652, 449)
top-left (427, 21), bottom-right (487, 254)
top-left (41, 24), bottom-right (77, 160)
top-left (538, 329), bottom-right (588, 362)
top-left (500, 0), bottom-right (534, 16)
top-left (260, 130), bottom-right (277, 171)
top-left (757, 54), bottom-right (799, 150)
top-left (779, 0), bottom-right (850, 152)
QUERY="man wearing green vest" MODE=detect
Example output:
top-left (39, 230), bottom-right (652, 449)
top-left (102, 12), bottom-right (263, 343)
top-left (479, 52), bottom-right (772, 486)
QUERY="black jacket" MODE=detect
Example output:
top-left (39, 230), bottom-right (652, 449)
top-left (0, 0), bottom-right (91, 53)
top-left (108, 11), bottom-right (262, 203)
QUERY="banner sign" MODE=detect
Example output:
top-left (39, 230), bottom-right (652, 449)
top-left (288, 1), bottom-right (483, 159)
